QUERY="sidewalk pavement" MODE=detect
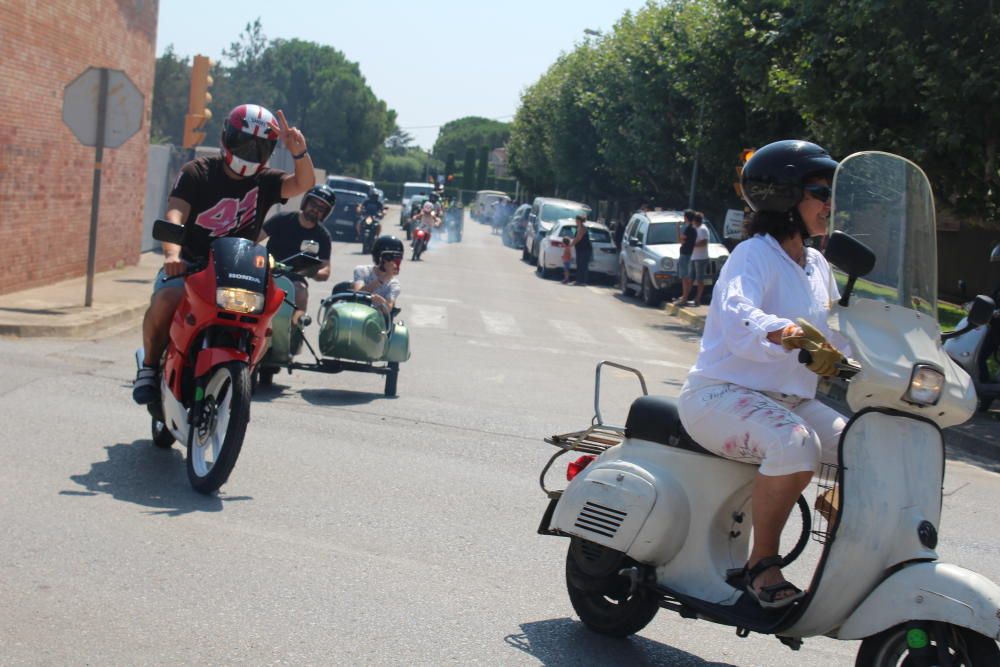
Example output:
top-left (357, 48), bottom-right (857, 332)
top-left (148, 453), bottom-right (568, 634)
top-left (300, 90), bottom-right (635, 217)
top-left (0, 252), bottom-right (161, 337)
top-left (665, 300), bottom-right (1000, 470)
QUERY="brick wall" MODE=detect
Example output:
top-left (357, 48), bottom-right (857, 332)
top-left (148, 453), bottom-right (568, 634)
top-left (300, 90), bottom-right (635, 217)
top-left (0, 1), bottom-right (158, 294)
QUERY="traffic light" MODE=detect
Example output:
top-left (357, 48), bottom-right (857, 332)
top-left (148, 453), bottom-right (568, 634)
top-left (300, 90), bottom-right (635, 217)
top-left (182, 55), bottom-right (213, 149)
top-left (734, 147), bottom-right (756, 198)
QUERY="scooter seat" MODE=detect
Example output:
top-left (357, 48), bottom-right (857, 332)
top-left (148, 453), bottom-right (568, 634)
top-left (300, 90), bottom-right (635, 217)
top-left (625, 395), bottom-right (712, 456)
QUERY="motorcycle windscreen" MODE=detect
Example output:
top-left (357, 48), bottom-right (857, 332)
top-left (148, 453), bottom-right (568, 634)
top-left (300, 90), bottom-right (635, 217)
top-left (831, 152), bottom-right (937, 316)
top-left (211, 237), bottom-right (269, 294)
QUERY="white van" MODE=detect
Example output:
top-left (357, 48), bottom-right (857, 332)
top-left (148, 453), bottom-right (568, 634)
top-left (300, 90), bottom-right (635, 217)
top-left (400, 182), bottom-right (436, 223)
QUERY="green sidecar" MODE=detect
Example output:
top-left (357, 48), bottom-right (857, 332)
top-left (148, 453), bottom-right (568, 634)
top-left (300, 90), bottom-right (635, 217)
top-left (315, 291), bottom-right (411, 396)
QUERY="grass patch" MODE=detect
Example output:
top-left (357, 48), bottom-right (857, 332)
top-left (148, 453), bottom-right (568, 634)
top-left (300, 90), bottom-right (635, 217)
top-left (834, 272), bottom-right (966, 331)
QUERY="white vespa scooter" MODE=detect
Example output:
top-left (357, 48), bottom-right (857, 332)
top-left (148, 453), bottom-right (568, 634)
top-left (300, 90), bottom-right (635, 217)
top-left (537, 152), bottom-right (1000, 665)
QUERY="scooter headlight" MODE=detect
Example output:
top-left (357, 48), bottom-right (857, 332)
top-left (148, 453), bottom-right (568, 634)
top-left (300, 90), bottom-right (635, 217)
top-left (216, 287), bottom-right (264, 314)
top-left (902, 364), bottom-right (944, 406)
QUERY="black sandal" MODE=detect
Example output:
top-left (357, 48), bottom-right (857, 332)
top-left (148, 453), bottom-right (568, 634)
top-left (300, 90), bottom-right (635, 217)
top-left (744, 555), bottom-right (805, 609)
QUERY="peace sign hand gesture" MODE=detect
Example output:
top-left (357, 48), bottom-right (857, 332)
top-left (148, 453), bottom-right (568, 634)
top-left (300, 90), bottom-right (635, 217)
top-left (276, 109), bottom-right (307, 156)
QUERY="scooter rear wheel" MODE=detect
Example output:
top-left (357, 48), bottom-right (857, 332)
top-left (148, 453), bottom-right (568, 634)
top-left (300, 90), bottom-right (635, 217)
top-left (565, 541), bottom-right (658, 638)
top-left (856, 622), bottom-right (999, 666)
top-left (187, 360), bottom-right (251, 495)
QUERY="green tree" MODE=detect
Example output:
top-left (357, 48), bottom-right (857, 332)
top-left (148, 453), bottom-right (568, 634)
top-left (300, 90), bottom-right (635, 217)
top-left (150, 45), bottom-right (190, 144)
top-left (476, 145), bottom-right (490, 190)
top-left (463, 147), bottom-right (477, 191)
top-left (432, 117), bottom-right (511, 161)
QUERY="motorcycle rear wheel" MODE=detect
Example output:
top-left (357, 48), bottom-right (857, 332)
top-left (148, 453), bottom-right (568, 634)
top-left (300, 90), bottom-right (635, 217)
top-left (565, 542), bottom-right (658, 638)
top-left (856, 622), bottom-right (999, 666)
top-left (187, 360), bottom-right (251, 495)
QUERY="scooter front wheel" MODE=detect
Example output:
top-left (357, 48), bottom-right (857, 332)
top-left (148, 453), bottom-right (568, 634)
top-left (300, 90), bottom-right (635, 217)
top-left (565, 541), bottom-right (658, 638)
top-left (856, 622), bottom-right (999, 666)
top-left (187, 360), bottom-right (251, 494)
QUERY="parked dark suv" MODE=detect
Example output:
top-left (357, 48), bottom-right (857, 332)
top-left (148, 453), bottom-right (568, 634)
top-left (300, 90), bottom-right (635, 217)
top-left (323, 189), bottom-right (367, 241)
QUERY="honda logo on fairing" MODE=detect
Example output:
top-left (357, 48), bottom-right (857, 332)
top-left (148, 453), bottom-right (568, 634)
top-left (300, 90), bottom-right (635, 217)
top-left (228, 273), bottom-right (262, 283)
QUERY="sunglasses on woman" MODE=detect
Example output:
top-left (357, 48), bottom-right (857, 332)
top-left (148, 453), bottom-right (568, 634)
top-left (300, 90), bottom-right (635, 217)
top-left (803, 184), bottom-right (832, 203)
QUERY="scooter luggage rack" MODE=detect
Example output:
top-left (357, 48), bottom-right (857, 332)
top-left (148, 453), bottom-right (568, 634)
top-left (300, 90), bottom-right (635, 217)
top-left (540, 361), bottom-right (648, 498)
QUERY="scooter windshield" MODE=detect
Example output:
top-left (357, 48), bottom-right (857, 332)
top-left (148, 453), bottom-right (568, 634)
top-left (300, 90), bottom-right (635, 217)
top-left (830, 151), bottom-right (937, 315)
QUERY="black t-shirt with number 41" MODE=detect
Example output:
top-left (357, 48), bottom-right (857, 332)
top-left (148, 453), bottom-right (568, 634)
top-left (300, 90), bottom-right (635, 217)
top-left (169, 156), bottom-right (287, 262)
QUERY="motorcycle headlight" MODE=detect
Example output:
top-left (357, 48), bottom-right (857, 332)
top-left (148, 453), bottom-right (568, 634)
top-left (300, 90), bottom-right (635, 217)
top-left (660, 257), bottom-right (676, 271)
top-left (902, 364), bottom-right (944, 406)
top-left (216, 288), bottom-right (264, 314)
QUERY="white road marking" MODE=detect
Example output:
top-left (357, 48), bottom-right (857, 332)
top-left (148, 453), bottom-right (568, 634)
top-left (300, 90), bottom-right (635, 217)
top-left (549, 320), bottom-right (597, 343)
top-left (614, 326), bottom-right (658, 349)
top-left (408, 304), bottom-right (447, 329)
top-left (479, 310), bottom-right (523, 337)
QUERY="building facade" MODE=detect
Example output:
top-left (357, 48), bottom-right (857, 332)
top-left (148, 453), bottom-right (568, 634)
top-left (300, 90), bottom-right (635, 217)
top-left (0, 1), bottom-right (158, 294)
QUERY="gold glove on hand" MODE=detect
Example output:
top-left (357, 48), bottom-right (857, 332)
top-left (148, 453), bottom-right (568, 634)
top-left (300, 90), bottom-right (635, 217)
top-left (780, 319), bottom-right (844, 378)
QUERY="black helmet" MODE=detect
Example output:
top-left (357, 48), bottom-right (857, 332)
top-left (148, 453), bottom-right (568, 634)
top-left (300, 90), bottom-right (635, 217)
top-left (372, 235), bottom-right (404, 264)
top-left (741, 140), bottom-right (839, 213)
top-left (302, 184), bottom-right (337, 211)
top-left (367, 190), bottom-right (379, 200)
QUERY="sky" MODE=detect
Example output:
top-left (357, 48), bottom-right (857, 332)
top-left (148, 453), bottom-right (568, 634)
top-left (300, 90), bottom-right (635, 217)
top-left (156, 0), bottom-right (649, 149)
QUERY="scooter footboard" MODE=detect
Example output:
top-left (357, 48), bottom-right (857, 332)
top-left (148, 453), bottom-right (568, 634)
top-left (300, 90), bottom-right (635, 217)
top-left (836, 562), bottom-right (1000, 641)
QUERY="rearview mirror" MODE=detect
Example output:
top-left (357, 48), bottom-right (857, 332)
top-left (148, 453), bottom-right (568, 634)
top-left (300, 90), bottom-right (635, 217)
top-left (152, 219), bottom-right (184, 245)
top-left (824, 231), bottom-right (876, 306)
top-left (968, 295), bottom-right (996, 328)
top-left (628, 238), bottom-right (640, 247)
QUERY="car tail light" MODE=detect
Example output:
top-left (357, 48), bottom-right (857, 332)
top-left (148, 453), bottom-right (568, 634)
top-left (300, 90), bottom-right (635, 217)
top-left (566, 455), bottom-right (596, 481)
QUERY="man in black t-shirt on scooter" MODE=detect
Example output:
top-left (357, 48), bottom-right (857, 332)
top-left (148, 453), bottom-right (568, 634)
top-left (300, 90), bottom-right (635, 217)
top-left (133, 103), bottom-right (316, 405)
top-left (258, 185), bottom-right (334, 327)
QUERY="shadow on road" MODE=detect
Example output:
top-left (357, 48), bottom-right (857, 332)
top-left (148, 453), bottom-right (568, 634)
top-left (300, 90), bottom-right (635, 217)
top-left (504, 617), bottom-right (737, 666)
top-left (300, 388), bottom-right (386, 406)
top-left (61, 440), bottom-right (252, 516)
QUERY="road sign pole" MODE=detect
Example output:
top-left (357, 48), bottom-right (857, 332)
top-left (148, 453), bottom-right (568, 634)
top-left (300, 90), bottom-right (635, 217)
top-left (84, 68), bottom-right (109, 307)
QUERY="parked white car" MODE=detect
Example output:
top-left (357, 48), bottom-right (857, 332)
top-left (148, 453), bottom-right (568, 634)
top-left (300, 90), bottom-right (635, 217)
top-left (522, 197), bottom-right (592, 263)
top-left (619, 210), bottom-right (729, 306)
top-left (536, 220), bottom-right (617, 279)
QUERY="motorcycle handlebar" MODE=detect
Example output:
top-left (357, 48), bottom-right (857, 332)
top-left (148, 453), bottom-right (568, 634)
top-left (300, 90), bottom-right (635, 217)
top-left (798, 349), bottom-right (863, 380)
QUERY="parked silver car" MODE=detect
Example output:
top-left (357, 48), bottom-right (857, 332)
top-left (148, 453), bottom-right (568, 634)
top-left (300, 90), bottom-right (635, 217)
top-left (618, 211), bottom-right (729, 306)
top-left (522, 197), bottom-right (592, 263)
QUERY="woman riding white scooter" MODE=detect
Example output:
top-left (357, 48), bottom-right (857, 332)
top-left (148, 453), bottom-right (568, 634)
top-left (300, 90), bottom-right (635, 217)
top-left (678, 140), bottom-right (847, 608)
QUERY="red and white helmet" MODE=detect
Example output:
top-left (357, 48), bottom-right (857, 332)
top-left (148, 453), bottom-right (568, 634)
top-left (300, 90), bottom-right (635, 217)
top-left (221, 104), bottom-right (280, 176)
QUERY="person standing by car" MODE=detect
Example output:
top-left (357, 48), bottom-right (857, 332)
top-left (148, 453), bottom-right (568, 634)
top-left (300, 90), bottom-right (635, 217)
top-left (258, 185), bottom-right (334, 327)
top-left (568, 214), bottom-right (593, 285)
top-left (671, 210), bottom-right (699, 312)
top-left (133, 104), bottom-right (315, 405)
top-left (689, 212), bottom-right (711, 305)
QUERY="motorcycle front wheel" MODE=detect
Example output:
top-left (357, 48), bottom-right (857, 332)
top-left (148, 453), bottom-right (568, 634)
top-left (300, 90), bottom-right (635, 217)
top-left (187, 360), bottom-right (251, 494)
top-left (856, 622), bottom-right (999, 666)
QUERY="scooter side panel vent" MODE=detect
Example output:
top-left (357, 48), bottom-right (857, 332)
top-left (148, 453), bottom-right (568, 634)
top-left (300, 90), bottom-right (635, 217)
top-left (574, 501), bottom-right (627, 539)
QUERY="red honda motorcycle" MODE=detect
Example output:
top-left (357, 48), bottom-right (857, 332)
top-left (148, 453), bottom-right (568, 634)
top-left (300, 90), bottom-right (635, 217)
top-left (139, 220), bottom-right (286, 494)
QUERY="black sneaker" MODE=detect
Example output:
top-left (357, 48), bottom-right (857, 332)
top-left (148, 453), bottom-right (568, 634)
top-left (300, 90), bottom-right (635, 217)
top-left (132, 366), bottom-right (160, 405)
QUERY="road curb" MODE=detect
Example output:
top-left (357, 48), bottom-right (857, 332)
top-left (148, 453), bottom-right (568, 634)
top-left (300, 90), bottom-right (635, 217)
top-left (665, 305), bottom-right (706, 331)
top-left (0, 303), bottom-right (147, 338)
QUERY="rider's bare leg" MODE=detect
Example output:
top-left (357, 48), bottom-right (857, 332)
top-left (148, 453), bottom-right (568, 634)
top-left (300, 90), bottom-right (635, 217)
top-left (748, 470), bottom-right (813, 599)
top-left (142, 287), bottom-right (184, 366)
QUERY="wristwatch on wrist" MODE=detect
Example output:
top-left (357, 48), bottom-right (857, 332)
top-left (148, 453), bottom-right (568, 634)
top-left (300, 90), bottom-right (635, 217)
top-left (292, 149), bottom-right (309, 160)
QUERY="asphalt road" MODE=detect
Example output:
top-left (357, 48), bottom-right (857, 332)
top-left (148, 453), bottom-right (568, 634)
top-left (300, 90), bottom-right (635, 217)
top-left (1, 207), bottom-right (998, 666)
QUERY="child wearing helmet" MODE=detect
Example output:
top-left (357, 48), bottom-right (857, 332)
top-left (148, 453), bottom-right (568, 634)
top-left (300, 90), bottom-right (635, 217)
top-left (133, 104), bottom-right (315, 405)
top-left (351, 235), bottom-right (404, 317)
top-left (676, 140), bottom-right (849, 610)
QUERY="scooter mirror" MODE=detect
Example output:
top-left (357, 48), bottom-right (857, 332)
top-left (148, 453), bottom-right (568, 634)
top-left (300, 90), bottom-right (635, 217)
top-left (825, 231), bottom-right (876, 278)
top-left (990, 243), bottom-right (1000, 263)
top-left (152, 219), bottom-right (184, 245)
top-left (968, 294), bottom-right (996, 327)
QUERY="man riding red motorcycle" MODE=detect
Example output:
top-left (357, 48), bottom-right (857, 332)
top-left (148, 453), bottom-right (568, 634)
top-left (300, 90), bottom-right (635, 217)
top-left (133, 104), bottom-right (315, 405)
